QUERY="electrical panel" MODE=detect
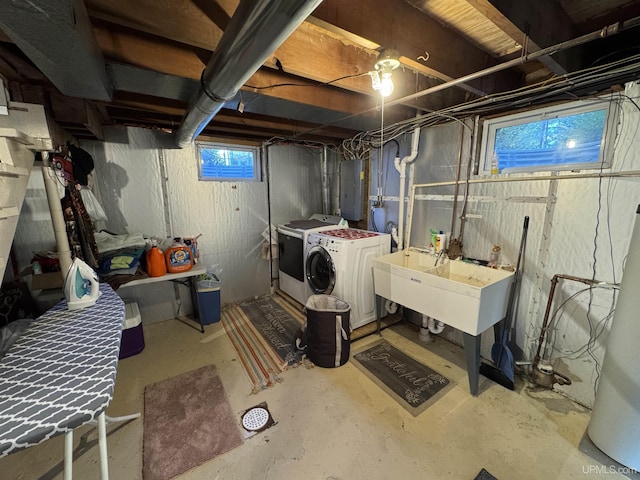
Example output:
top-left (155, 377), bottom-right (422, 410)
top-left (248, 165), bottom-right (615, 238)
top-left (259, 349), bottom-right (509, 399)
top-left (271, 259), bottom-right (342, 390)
top-left (340, 159), bottom-right (363, 221)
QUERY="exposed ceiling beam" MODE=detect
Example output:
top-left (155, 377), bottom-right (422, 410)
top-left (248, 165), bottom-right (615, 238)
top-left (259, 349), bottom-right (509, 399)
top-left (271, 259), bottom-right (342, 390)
top-left (0, 44), bottom-right (49, 82)
top-left (86, 0), bottom-right (373, 94)
top-left (479, 0), bottom-right (580, 74)
top-left (85, 1), bottom-right (444, 112)
top-left (85, 0), bottom-right (225, 52)
top-left (190, 0), bottom-right (232, 31)
top-left (49, 92), bottom-right (105, 140)
top-left (93, 26), bottom-right (415, 126)
top-left (312, 0), bottom-right (521, 96)
top-left (107, 63), bottom-right (198, 103)
top-left (578, 2), bottom-right (640, 33)
top-left (106, 100), bottom-right (354, 142)
top-left (0, 0), bottom-right (112, 101)
top-left (459, 0), bottom-right (569, 75)
top-left (107, 62), bottom-right (382, 132)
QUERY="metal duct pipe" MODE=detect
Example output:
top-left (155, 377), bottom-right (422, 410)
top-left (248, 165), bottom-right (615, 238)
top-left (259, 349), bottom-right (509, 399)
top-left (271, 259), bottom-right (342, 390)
top-left (175, 0), bottom-right (322, 148)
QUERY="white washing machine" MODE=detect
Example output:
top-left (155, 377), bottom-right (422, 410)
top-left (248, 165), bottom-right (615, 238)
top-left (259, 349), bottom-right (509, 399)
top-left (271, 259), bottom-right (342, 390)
top-left (305, 229), bottom-right (391, 330)
top-left (277, 214), bottom-right (346, 305)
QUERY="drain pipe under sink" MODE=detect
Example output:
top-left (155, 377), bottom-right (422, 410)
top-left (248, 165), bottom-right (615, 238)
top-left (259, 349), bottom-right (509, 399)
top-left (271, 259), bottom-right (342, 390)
top-left (419, 315), bottom-right (445, 341)
top-left (395, 126), bottom-right (420, 250)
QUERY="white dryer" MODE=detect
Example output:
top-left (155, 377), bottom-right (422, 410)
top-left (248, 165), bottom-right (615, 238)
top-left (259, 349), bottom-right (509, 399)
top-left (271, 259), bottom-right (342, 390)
top-left (305, 229), bottom-right (391, 330)
top-left (277, 214), bottom-right (346, 305)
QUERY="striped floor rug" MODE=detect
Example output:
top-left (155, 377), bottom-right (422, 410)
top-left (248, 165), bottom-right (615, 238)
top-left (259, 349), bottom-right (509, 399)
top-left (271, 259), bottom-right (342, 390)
top-left (221, 296), bottom-right (305, 394)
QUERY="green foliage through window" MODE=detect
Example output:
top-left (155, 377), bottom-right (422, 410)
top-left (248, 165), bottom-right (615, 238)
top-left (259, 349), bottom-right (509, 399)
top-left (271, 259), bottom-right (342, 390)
top-left (197, 142), bottom-right (260, 181)
top-left (479, 98), bottom-right (618, 174)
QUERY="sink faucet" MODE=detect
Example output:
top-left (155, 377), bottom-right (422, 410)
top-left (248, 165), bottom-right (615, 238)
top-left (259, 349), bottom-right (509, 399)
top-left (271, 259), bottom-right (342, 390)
top-left (434, 249), bottom-right (447, 266)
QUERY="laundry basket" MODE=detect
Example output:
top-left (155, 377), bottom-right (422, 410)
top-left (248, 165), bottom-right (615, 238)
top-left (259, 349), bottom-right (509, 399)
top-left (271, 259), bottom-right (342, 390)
top-left (305, 294), bottom-right (351, 368)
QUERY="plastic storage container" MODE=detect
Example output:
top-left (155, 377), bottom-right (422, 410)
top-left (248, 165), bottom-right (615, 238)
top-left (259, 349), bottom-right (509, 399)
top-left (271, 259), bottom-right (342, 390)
top-left (197, 278), bottom-right (221, 325)
top-left (119, 301), bottom-right (145, 359)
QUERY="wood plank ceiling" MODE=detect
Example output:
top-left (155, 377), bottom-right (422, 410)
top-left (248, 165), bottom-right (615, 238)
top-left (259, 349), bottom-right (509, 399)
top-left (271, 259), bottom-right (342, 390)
top-left (0, 0), bottom-right (639, 147)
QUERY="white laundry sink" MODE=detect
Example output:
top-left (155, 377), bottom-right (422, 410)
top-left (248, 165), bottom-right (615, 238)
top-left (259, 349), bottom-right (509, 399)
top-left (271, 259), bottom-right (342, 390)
top-left (372, 251), bottom-right (514, 335)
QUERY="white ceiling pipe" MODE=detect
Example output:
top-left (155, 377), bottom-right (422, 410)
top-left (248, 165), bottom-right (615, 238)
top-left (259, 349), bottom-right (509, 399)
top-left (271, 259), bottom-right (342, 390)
top-left (395, 126), bottom-right (420, 250)
top-left (175, 0), bottom-right (322, 148)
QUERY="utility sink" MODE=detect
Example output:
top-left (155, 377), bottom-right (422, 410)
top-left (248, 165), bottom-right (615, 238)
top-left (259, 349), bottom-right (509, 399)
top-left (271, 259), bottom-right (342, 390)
top-left (372, 251), bottom-right (514, 335)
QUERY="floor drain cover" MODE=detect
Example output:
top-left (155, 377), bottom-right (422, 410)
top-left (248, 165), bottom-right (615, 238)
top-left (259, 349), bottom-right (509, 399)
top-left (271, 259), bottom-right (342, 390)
top-left (242, 407), bottom-right (270, 431)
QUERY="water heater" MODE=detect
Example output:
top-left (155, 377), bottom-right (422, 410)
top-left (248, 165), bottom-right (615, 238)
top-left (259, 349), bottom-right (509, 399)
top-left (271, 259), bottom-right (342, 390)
top-left (588, 205), bottom-right (640, 470)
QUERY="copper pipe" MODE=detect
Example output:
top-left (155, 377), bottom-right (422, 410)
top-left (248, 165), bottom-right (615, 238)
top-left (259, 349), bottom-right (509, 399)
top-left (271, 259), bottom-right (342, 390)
top-left (534, 274), bottom-right (605, 365)
top-left (450, 123), bottom-right (465, 236)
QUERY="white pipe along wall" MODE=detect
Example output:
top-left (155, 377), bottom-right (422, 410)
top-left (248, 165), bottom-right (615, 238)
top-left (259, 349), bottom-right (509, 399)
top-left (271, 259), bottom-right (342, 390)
top-left (395, 125), bottom-right (420, 250)
top-left (369, 81), bottom-right (640, 408)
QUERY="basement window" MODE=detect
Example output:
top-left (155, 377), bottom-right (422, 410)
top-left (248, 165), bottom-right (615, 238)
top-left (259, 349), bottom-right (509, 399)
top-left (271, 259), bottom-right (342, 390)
top-left (478, 98), bottom-right (619, 174)
top-left (197, 142), bottom-right (261, 181)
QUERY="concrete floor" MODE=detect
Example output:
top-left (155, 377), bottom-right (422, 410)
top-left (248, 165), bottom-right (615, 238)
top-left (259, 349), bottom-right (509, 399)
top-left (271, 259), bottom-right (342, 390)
top-left (1, 316), bottom-right (637, 480)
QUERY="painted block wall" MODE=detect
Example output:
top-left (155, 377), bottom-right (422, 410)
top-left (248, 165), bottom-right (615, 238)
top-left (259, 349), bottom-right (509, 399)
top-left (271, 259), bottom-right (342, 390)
top-left (369, 82), bottom-right (640, 407)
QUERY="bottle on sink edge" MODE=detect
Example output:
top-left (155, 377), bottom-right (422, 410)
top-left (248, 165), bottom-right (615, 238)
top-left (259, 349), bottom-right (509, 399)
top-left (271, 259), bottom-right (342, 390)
top-left (435, 231), bottom-right (448, 253)
top-left (488, 244), bottom-right (501, 268)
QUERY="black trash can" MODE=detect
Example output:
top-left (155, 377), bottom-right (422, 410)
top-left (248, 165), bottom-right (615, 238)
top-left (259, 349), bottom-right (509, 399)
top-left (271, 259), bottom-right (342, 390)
top-left (305, 294), bottom-right (351, 368)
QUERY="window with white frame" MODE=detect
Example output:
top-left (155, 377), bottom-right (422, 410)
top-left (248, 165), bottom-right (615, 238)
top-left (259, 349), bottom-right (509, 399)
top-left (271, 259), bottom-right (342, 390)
top-left (478, 98), bottom-right (619, 174)
top-left (197, 141), bottom-right (261, 181)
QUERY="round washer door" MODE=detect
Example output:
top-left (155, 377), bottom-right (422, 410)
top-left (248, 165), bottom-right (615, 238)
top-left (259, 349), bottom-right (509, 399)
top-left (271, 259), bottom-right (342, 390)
top-left (306, 245), bottom-right (335, 294)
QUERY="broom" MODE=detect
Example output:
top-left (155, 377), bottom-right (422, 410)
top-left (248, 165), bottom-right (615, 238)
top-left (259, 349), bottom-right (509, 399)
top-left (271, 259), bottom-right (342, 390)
top-left (479, 216), bottom-right (528, 390)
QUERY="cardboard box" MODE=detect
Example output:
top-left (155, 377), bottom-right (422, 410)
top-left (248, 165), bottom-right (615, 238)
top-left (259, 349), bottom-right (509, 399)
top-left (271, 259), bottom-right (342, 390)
top-left (31, 272), bottom-right (64, 290)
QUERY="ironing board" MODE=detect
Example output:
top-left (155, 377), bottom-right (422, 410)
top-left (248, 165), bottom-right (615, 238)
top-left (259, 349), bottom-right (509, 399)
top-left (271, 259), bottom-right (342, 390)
top-left (0, 283), bottom-right (137, 479)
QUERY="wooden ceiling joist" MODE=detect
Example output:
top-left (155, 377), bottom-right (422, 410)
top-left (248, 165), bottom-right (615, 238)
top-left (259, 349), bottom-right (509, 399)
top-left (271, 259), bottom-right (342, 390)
top-left (313, 0), bottom-right (521, 96)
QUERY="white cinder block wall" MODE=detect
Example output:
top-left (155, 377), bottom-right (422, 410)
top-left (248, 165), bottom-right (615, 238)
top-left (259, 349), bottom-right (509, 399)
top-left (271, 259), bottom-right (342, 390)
top-left (370, 81), bottom-right (640, 408)
top-left (81, 128), bottom-right (319, 322)
top-left (14, 127), bottom-right (329, 324)
top-left (12, 82), bottom-right (638, 407)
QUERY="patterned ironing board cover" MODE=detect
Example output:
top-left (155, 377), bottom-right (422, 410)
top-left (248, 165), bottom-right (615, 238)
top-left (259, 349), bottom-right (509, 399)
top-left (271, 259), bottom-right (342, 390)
top-left (0, 283), bottom-right (124, 457)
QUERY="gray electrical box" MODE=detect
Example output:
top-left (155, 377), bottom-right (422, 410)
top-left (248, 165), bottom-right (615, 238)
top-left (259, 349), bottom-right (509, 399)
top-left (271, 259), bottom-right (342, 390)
top-left (340, 159), bottom-right (364, 221)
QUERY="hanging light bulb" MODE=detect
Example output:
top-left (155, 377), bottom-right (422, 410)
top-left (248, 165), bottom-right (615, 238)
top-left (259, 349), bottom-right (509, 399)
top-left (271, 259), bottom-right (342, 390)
top-left (379, 70), bottom-right (394, 97)
top-left (372, 49), bottom-right (400, 97)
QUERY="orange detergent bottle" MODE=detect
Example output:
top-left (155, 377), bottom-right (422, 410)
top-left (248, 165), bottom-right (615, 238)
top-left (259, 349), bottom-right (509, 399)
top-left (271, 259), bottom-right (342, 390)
top-left (146, 244), bottom-right (167, 277)
top-left (165, 244), bottom-right (193, 273)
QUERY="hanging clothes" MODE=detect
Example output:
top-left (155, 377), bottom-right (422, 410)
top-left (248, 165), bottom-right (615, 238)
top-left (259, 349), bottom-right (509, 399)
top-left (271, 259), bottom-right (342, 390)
top-left (61, 187), bottom-right (99, 269)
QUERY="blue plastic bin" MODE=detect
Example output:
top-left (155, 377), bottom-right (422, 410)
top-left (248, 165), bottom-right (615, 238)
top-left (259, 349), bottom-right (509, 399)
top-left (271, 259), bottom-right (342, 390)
top-left (197, 279), bottom-right (221, 325)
